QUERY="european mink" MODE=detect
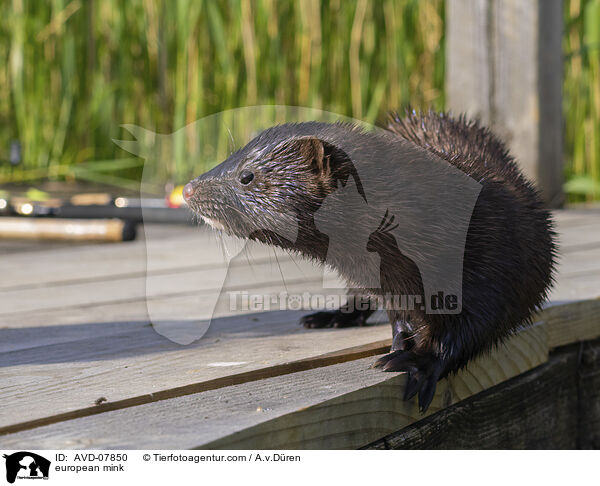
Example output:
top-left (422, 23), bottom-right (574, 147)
top-left (183, 111), bottom-right (557, 412)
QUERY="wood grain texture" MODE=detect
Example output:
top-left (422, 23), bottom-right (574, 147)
top-left (4, 291), bottom-right (597, 443)
top-left (0, 224), bottom-right (196, 290)
top-left (0, 226), bottom-right (323, 292)
top-left (0, 357), bottom-right (394, 449)
top-left (202, 325), bottom-right (547, 449)
top-left (552, 206), bottom-right (600, 227)
top-left (2, 211), bottom-right (600, 448)
top-left (365, 346), bottom-right (581, 449)
top-left (1, 254), bottom-right (598, 442)
top-left (579, 341), bottom-right (600, 449)
top-left (0, 325), bottom-right (547, 449)
top-left (0, 244), bottom-right (332, 318)
top-left (446, 0), bottom-right (563, 205)
top-left (543, 298), bottom-right (600, 348)
top-left (558, 223), bottom-right (600, 252)
top-left (0, 312), bottom-right (391, 432)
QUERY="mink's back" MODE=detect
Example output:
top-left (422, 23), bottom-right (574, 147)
top-left (386, 111), bottom-right (557, 362)
top-left (386, 111), bottom-right (532, 189)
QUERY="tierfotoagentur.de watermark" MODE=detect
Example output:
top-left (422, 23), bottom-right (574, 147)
top-left (228, 291), bottom-right (459, 313)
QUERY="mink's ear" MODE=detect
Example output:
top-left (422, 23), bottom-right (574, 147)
top-left (273, 136), bottom-right (359, 188)
top-left (278, 136), bottom-right (329, 176)
top-left (293, 136), bottom-right (368, 203)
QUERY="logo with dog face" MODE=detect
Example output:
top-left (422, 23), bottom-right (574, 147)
top-left (3, 452), bottom-right (51, 483)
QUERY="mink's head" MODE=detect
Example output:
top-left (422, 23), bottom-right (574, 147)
top-left (184, 123), bottom-right (360, 245)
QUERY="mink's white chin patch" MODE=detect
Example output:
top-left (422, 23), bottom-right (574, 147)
top-left (200, 215), bottom-right (225, 230)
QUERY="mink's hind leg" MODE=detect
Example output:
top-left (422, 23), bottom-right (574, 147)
top-left (373, 349), bottom-right (445, 412)
top-left (390, 319), bottom-right (415, 351)
top-left (373, 316), bottom-right (445, 412)
top-left (300, 295), bottom-right (375, 329)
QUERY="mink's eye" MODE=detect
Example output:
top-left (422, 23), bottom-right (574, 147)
top-left (239, 170), bottom-right (255, 185)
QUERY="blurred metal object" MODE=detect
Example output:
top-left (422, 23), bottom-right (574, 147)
top-left (0, 217), bottom-right (136, 242)
top-left (0, 187), bottom-right (194, 223)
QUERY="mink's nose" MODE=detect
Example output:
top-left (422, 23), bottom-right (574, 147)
top-left (183, 182), bottom-right (196, 201)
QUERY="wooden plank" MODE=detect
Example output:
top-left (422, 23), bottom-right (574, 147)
top-left (203, 325), bottom-right (547, 450)
top-left (553, 207), bottom-right (600, 228)
top-left (0, 224), bottom-right (192, 290)
top-left (0, 358), bottom-right (392, 449)
top-left (549, 273), bottom-right (600, 302)
top-left (2, 210), bottom-right (599, 448)
top-left (559, 224), bottom-right (600, 252)
top-left (556, 246), bottom-right (600, 277)
top-left (446, 0), bottom-right (563, 205)
top-left (5, 250), bottom-right (595, 319)
top-left (1, 289), bottom-right (598, 439)
top-left (365, 346), bottom-right (581, 449)
top-left (543, 298), bottom-right (600, 348)
top-left (0, 227), bottom-right (282, 291)
top-left (0, 302), bottom-right (596, 446)
top-left (0, 225), bottom-right (348, 326)
top-left (579, 341), bottom-right (600, 449)
top-left (0, 325), bottom-right (547, 449)
top-left (1, 209), bottom-right (597, 318)
top-left (0, 309), bottom-right (392, 432)
top-left (0, 257), bottom-right (326, 316)
top-left (0, 223), bottom-right (600, 327)
top-left (3, 208), bottom-right (591, 292)
top-left (561, 241), bottom-right (600, 255)
top-left (0, 223), bottom-right (327, 292)
top-left (0, 340), bottom-right (392, 440)
top-left (446, 0), bottom-right (491, 120)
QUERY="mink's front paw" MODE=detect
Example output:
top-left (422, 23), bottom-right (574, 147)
top-left (300, 309), bottom-right (370, 329)
top-left (372, 350), bottom-right (444, 412)
top-left (300, 311), bottom-right (337, 329)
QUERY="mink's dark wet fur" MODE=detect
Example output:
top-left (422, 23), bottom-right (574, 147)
top-left (375, 111), bottom-right (557, 408)
top-left (185, 111), bottom-right (557, 412)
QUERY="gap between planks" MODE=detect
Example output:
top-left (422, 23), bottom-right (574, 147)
top-left (0, 339), bottom-right (391, 437)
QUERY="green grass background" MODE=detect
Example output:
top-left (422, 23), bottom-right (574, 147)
top-left (0, 0), bottom-right (597, 200)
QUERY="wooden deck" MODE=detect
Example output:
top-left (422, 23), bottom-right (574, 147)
top-left (1, 208), bottom-right (600, 449)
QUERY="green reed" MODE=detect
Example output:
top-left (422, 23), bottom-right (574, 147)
top-left (564, 0), bottom-right (600, 201)
top-left (0, 0), bottom-right (597, 201)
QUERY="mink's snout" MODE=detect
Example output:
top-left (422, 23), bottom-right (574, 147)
top-left (182, 178), bottom-right (206, 213)
top-left (183, 175), bottom-right (211, 207)
top-left (184, 155), bottom-right (239, 207)
top-left (183, 174), bottom-right (233, 232)
top-left (183, 182), bottom-right (196, 201)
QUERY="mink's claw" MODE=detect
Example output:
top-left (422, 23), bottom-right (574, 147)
top-left (372, 350), bottom-right (444, 412)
